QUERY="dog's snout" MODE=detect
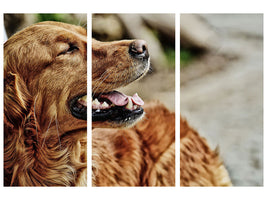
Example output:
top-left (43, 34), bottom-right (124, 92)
top-left (129, 40), bottom-right (149, 59)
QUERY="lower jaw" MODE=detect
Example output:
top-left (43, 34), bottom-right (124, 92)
top-left (92, 106), bottom-right (144, 126)
top-left (69, 95), bottom-right (87, 120)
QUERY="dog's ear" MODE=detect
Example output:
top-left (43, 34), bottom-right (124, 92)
top-left (4, 72), bottom-right (33, 128)
top-left (4, 72), bottom-right (40, 186)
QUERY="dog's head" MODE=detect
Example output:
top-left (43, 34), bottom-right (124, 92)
top-left (4, 21), bottom-right (87, 137)
top-left (92, 39), bottom-right (150, 128)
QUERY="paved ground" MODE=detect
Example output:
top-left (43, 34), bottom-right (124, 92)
top-left (181, 14), bottom-right (263, 186)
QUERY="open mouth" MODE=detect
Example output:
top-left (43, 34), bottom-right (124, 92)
top-left (92, 91), bottom-right (144, 124)
top-left (70, 94), bottom-right (87, 120)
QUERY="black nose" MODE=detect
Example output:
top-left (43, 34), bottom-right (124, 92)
top-left (129, 40), bottom-right (149, 59)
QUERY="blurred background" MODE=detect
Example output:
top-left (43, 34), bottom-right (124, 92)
top-left (92, 14), bottom-right (175, 111)
top-left (180, 14), bottom-right (263, 186)
top-left (4, 13), bottom-right (87, 39)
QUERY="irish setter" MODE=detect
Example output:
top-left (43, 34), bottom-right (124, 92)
top-left (4, 21), bottom-right (87, 186)
top-left (4, 20), bottom-right (230, 187)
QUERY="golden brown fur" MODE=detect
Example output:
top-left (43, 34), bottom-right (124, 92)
top-left (92, 39), bottom-right (142, 93)
top-left (180, 117), bottom-right (232, 186)
top-left (4, 21), bottom-right (87, 186)
top-left (91, 38), bottom-right (175, 186)
top-left (92, 101), bottom-right (175, 186)
top-left (91, 37), bottom-right (231, 186)
top-left (92, 39), bottom-right (150, 128)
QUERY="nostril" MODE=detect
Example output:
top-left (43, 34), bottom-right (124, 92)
top-left (129, 40), bottom-right (148, 58)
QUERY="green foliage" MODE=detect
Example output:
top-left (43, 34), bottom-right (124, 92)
top-left (164, 47), bottom-right (175, 69)
top-left (149, 28), bottom-right (175, 69)
top-left (180, 48), bottom-right (194, 68)
top-left (36, 14), bottom-right (77, 25)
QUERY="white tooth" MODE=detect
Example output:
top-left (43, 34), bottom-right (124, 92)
top-left (96, 109), bottom-right (100, 112)
top-left (133, 105), bottom-right (137, 110)
top-left (126, 97), bottom-right (133, 110)
top-left (92, 98), bottom-right (100, 106)
top-left (102, 101), bottom-right (109, 108)
top-left (80, 95), bottom-right (87, 102)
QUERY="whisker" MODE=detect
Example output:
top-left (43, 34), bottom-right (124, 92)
top-left (33, 95), bottom-right (39, 141)
top-left (98, 68), bottom-right (130, 97)
top-left (92, 71), bottom-right (111, 96)
top-left (92, 70), bottom-right (109, 87)
top-left (96, 69), bottom-right (121, 97)
top-left (92, 64), bottom-right (148, 99)
top-left (122, 70), bottom-right (132, 87)
top-left (41, 117), bottom-right (53, 149)
top-left (55, 117), bottom-right (62, 150)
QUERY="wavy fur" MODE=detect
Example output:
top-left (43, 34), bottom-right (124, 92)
top-left (180, 117), bottom-right (232, 186)
top-left (4, 21), bottom-right (87, 186)
top-left (92, 101), bottom-right (175, 186)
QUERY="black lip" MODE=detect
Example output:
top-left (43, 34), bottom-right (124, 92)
top-left (92, 106), bottom-right (143, 123)
top-left (69, 95), bottom-right (87, 120)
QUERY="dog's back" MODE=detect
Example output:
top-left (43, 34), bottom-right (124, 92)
top-left (180, 117), bottom-right (232, 186)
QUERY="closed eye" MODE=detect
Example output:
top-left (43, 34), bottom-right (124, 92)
top-left (57, 44), bottom-right (79, 56)
top-left (67, 44), bottom-right (79, 53)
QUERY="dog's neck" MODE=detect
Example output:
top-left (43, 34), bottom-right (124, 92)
top-left (4, 104), bottom-right (87, 186)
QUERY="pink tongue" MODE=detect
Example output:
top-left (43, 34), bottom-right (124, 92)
top-left (100, 91), bottom-right (144, 106)
top-left (132, 93), bottom-right (144, 105)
